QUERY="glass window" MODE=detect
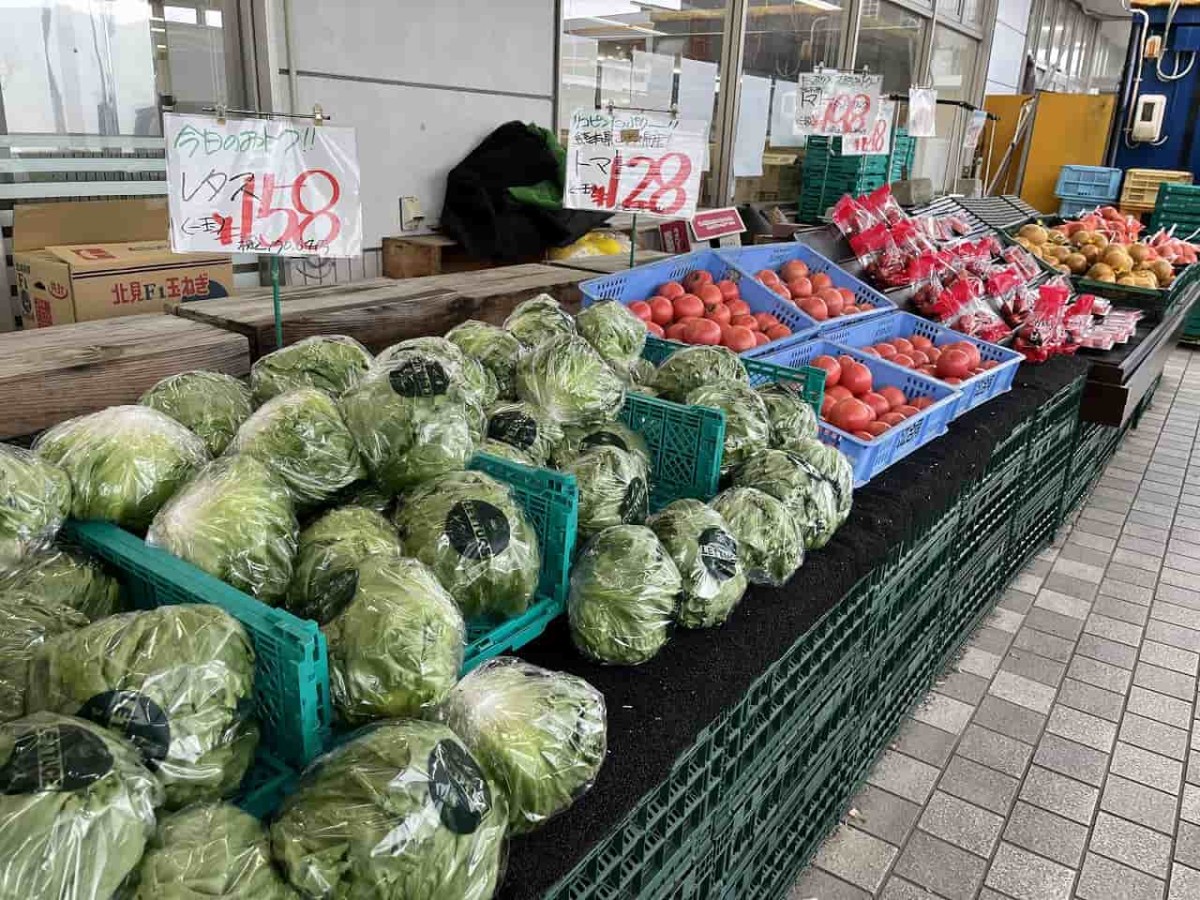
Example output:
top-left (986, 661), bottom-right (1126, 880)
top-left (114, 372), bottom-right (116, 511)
top-left (912, 26), bottom-right (979, 186)
top-left (961, 0), bottom-right (985, 30)
top-left (1035, 0), bottom-right (1054, 66)
top-left (855, 1), bottom-right (927, 95)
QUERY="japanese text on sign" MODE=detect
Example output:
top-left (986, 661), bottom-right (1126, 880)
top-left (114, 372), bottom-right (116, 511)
top-left (563, 109), bottom-right (706, 219)
top-left (795, 71), bottom-right (883, 137)
top-left (164, 113), bottom-right (363, 258)
top-left (840, 100), bottom-right (896, 156)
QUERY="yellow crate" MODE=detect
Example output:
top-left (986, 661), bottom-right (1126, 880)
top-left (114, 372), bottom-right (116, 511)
top-left (1120, 168), bottom-right (1193, 208)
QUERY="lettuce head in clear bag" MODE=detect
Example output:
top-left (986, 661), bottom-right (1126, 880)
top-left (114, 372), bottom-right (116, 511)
top-left (552, 421), bottom-right (651, 471)
top-left (446, 319), bottom-right (524, 400)
top-left (516, 334), bottom-right (626, 427)
top-left (147, 454), bottom-right (298, 605)
top-left (477, 440), bottom-right (535, 467)
top-left (566, 446), bottom-right (649, 540)
top-left (484, 400), bottom-right (563, 467)
top-left (0, 712), bottom-right (162, 899)
top-left (0, 591), bottom-right (89, 723)
top-left (651, 345), bottom-right (748, 403)
top-left (26, 603), bottom-right (259, 809)
top-left (250, 335), bottom-right (373, 405)
top-left (758, 384), bottom-right (819, 450)
top-left (0, 445), bottom-right (72, 577)
top-left (789, 436), bottom-right (854, 532)
top-left (140, 371), bottom-right (254, 456)
top-left (440, 658), bottom-right (606, 835)
top-left (271, 719), bottom-right (506, 900)
top-left (1, 547), bottom-right (120, 621)
top-left (503, 293), bottom-right (576, 348)
top-left (648, 499), bottom-right (747, 629)
top-left (734, 447), bottom-right (843, 550)
top-left (685, 381), bottom-right (771, 474)
top-left (34, 405), bottom-right (209, 532)
top-left (576, 300), bottom-right (646, 374)
top-left (135, 802), bottom-right (296, 900)
top-left (377, 337), bottom-right (498, 410)
top-left (395, 470), bottom-right (540, 622)
top-left (710, 487), bottom-right (804, 586)
top-left (323, 556), bottom-right (464, 724)
top-left (568, 524), bottom-right (681, 666)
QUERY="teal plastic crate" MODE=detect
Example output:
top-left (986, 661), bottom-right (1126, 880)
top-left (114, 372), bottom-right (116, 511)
top-left (63, 519), bottom-right (332, 768)
top-left (619, 392), bottom-right (726, 512)
top-left (236, 749), bottom-right (298, 819)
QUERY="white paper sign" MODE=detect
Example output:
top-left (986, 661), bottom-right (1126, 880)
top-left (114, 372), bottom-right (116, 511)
top-left (796, 71), bottom-right (884, 137)
top-left (840, 100), bottom-right (896, 156)
top-left (164, 113), bottom-right (363, 258)
top-left (734, 75), bottom-right (771, 177)
top-left (962, 109), bottom-right (988, 151)
top-left (907, 88), bottom-right (938, 138)
top-left (564, 109), bottom-right (706, 219)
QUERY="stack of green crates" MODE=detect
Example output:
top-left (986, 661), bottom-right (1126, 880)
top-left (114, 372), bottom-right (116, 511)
top-left (798, 129), bottom-right (915, 222)
top-left (1150, 182), bottom-right (1200, 237)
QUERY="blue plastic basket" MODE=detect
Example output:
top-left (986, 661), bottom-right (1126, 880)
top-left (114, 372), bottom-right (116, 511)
top-left (578, 249), bottom-right (818, 357)
top-left (759, 340), bottom-right (961, 486)
top-left (1054, 165), bottom-right (1122, 202)
top-left (717, 243), bottom-right (895, 335)
top-left (818, 311), bottom-right (1022, 419)
top-left (1058, 198), bottom-right (1099, 219)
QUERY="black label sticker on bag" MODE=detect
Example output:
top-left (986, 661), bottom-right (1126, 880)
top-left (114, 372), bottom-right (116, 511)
top-left (323, 569), bottom-right (360, 620)
top-left (488, 410), bottom-right (539, 450)
top-left (0, 723), bottom-right (112, 794)
top-left (388, 358), bottom-right (449, 397)
top-left (581, 430), bottom-right (630, 453)
top-left (428, 739), bottom-right (492, 834)
top-left (446, 500), bottom-right (510, 561)
top-left (621, 477), bottom-right (649, 523)
top-left (698, 526), bottom-right (739, 581)
top-left (78, 691), bottom-right (169, 770)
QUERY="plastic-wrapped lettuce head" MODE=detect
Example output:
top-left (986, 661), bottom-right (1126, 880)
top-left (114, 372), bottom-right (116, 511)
top-left (1, 548), bottom-right (120, 621)
top-left (710, 487), bottom-right (803, 587)
top-left (504, 293), bottom-right (576, 348)
top-left (0, 592), bottom-right (89, 723)
top-left (0, 445), bottom-right (72, 577)
top-left (758, 384), bottom-right (819, 450)
top-left (34, 406), bottom-right (209, 532)
top-left (446, 319), bottom-right (524, 400)
top-left (228, 387), bottom-right (365, 508)
top-left (734, 448), bottom-right (839, 550)
top-left (140, 371), bottom-right (253, 456)
top-left (651, 345), bottom-right (748, 403)
top-left (568, 524), bottom-right (681, 665)
top-left (0, 712), bottom-right (162, 899)
top-left (324, 480), bottom-right (394, 517)
top-left (484, 401), bottom-right (563, 467)
top-left (26, 603), bottom-right (259, 809)
top-left (567, 446), bottom-right (649, 540)
top-left (440, 658), bottom-right (606, 834)
top-left (395, 470), bottom-right (540, 621)
top-left (516, 334), bottom-right (626, 428)
top-left (323, 555), bottom-right (464, 723)
top-left (552, 421), bottom-right (651, 471)
top-left (789, 436), bottom-right (854, 532)
top-left (648, 499), bottom-right (747, 629)
top-left (685, 382), bottom-right (771, 474)
top-left (135, 802), bottom-right (296, 900)
top-left (286, 505), bottom-right (402, 623)
top-left (377, 337), bottom-right (499, 409)
top-left (477, 440), bottom-right (534, 467)
top-left (271, 720), bottom-right (506, 900)
top-left (627, 358), bottom-right (657, 390)
top-left (250, 335), bottom-right (373, 405)
top-left (147, 455), bottom-right (298, 605)
top-left (576, 300), bottom-right (647, 373)
top-left (341, 350), bottom-right (479, 493)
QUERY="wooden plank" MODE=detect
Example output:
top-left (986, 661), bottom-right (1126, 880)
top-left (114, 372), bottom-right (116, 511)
top-left (548, 250), bottom-right (673, 275)
top-left (174, 264), bottom-right (588, 358)
top-left (0, 315), bottom-right (250, 439)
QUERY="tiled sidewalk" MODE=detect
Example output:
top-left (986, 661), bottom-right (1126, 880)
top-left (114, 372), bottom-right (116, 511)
top-left (792, 348), bottom-right (1200, 900)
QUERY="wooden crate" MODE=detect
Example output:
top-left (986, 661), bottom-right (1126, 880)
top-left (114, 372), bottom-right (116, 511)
top-left (173, 264), bottom-right (588, 359)
top-left (0, 315), bottom-right (250, 439)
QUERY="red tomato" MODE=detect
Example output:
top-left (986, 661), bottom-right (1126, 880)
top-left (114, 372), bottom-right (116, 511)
top-left (812, 355), bottom-right (842, 387)
top-left (944, 377), bottom-right (963, 386)
top-left (649, 296), bottom-right (674, 326)
top-left (837, 288), bottom-right (855, 308)
top-left (724, 326), bottom-right (757, 352)
top-left (705, 302), bottom-right (732, 325)
top-left (837, 354), bottom-right (857, 369)
top-left (717, 279), bottom-right (740, 301)
top-left (698, 284), bottom-right (724, 307)
top-left (674, 294), bottom-right (704, 320)
top-left (753, 330), bottom-right (770, 346)
top-left (862, 391), bottom-right (890, 419)
top-left (830, 397), bottom-right (874, 432)
top-left (853, 430), bottom-right (875, 441)
top-left (981, 360), bottom-right (998, 370)
top-left (891, 353), bottom-right (915, 369)
top-left (781, 260), bottom-right (809, 282)
top-left (875, 343), bottom-right (897, 360)
top-left (878, 412), bottom-right (907, 427)
top-left (908, 395), bottom-right (933, 410)
top-left (756, 269), bottom-right (780, 285)
top-left (860, 346), bottom-right (879, 356)
top-left (754, 312), bottom-right (779, 331)
top-left (765, 324), bottom-right (792, 341)
top-left (727, 300), bottom-right (751, 318)
top-left (800, 297), bottom-right (828, 321)
top-left (822, 289), bottom-right (845, 317)
top-left (685, 318), bottom-right (723, 346)
top-left (820, 394), bottom-right (836, 418)
top-left (856, 304), bottom-right (875, 314)
top-left (894, 404), bottom-right (920, 418)
top-left (826, 384), bottom-right (852, 403)
top-left (684, 271), bottom-right (713, 293)
top-left (665, 322), bottom-right (688, 341)
top-left (924, 346), bottom-right (941, 363)
top-left (841, 362), bottom-right (873, 396)
top-left (953, 341), bottom-right (982, 370)
top-left (910, 335), bottom-right (934, 353)
top-left (646, 321), bottom-right (665, 338)
top-left (919, 365), bottom-right (937, 376)
top-left (866, 420), bottom-right (891, 436)
top-left (879, 386), bottom-right (907, 410)
top-left (772, 282), bottom-right (792, 301)
top-left (892, 338), bottom-right (914, 355)
top-left (729, 314), bottom-right (757, 330)
top-left (936, 348), bottom-right (971, 380)
top-left (628, 301), bottom-right (653, 322)
top-left (811, 272), bottom-right (833, 291)
top-left (909, 350), bottom-right (929, 366)
top-left (659, 282), bottom-right (685, 300)
top-left (789, 277), bottom-right (813, 299)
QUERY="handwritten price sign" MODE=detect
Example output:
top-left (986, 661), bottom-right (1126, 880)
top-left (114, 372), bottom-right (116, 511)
top-left (840, 100), bottom-right (896, 156)
top-left (795, 71), bottom-right (884, 138)
top-left (164, 113), bottom-right (362, 258)
top-left (563, 109), bottom-right (706, 219)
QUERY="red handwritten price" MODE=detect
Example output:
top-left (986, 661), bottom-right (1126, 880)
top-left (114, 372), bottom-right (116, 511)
top-left (820, 92), bottom-right (872, 136)
top-left (593, 152), bottom-right (693, 216)
top-left (213, 169), bottom-right (342, 252)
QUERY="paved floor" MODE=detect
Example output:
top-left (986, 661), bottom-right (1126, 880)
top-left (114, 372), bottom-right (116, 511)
top-left (792, 347), bottom-right (1200, 900)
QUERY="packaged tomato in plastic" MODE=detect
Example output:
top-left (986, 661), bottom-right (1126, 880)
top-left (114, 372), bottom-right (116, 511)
top-left (1064, 293), bottom-right (1096, 348)
top-left (861, 185), bottom-right (906, 226)
top-left (1001, 245), bottom-right (1041, 280)
top-left (830, 194), bottom-right (874, 237)
top-left (848, 222), bottom-right (896, 270)
top-left (1014, 282), bottom-right (1071, 362)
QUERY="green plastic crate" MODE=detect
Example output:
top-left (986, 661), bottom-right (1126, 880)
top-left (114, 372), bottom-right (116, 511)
top-left (236, 749), bottom-right (298, 819)
top-left (619, 392), bottom-right (725, 512)
top-left (1150, 182), bottom-right (1200, 235)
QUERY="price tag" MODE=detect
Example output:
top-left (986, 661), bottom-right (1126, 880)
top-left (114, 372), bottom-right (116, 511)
top-left (796, 71), bottom-right (883, 137)
top-left (164, 113), bottom-right (363, 258)
top-left (564, 109), bottom-right (706, 219)
top-left (962, 109), bottom-right (988, 152)
top-left (840, 100), bottom-right (896, 156)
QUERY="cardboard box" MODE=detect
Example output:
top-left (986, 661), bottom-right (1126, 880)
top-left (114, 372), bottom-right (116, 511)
top-left (12, 199), bottom-right (233, 328)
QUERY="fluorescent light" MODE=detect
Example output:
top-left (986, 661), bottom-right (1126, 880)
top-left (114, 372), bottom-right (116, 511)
top-left (794, 0), bottom-right (842, 10)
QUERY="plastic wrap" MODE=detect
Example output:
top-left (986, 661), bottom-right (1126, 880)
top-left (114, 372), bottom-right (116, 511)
top-left (1, 548), bottom-right (120, 621)
top-left (147, 455), bottom-right (298, 604)
top-left (249, 335), bottom-right (373, 405)
top-left (34, 406), bottom-right (210, 532)
top-left (322, 556), bottom-right (465, 723)
top-left (685, 381), bottom-right (772, 474)
top-left (271, 720), bottom-right (506, 900)
top-left (503, 293), bottom-right (577, 348)
top-left (26, 603), bottom-right (258, 809)
top-left (139, 371), bottom-right (253, 456)
top-left (440, 658), bottom-right (606, 834)
top-left (0, 592), bottom-right (89, 722)
top-left (515, 334), bottom-right (626, 427)
top-left (134, 802), bottom-right (296, 899)
top-left (478, 440), bottom-right (536, 466)
top-left (0, 445), bottom-right (72, 577)
top-left (447, 319), bottom-right (525, 401)
top-left (650, 345), bottom-right (748, 403)
top-left (628, 357), bottom-right (657, 389)
top-left (0, 712), bottom-right (162, 899)
top-left (734, 449), bottom-right (841, 551)
top-left (710, 487), bottom-right (804, 586)
top-left (377, 337), bottom-right (499, 409)
top-left (789, 437), bottom-right (854, 530)
top-left (322, 479), bottom-right (394, 518)
top-left (553, 421), bottom-right (651, 471)
top-left (758, 384), bottom-right (819, 451)
top-left (228, 388), bottom-right (365, 508)
top-left (567, 524), bottom-right (681, 665)
top-left (648, 499), bottom-right (747, 629)
top-left (341, 351), bottom-right (480, 493)
top-left (576, 300), bottom-right (647, 374)
top-left (566, 446), bottom-right (650, 540)
top-left (395, 470), bottom-right (540, 621)
top-left (484, 401), bottom-right (565, 467)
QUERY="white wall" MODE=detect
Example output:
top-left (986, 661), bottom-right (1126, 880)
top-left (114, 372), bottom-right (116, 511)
top-left (986, 0), bottom-right (1034, 93)
top-left (272, 0), bottom-right (557, 247)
